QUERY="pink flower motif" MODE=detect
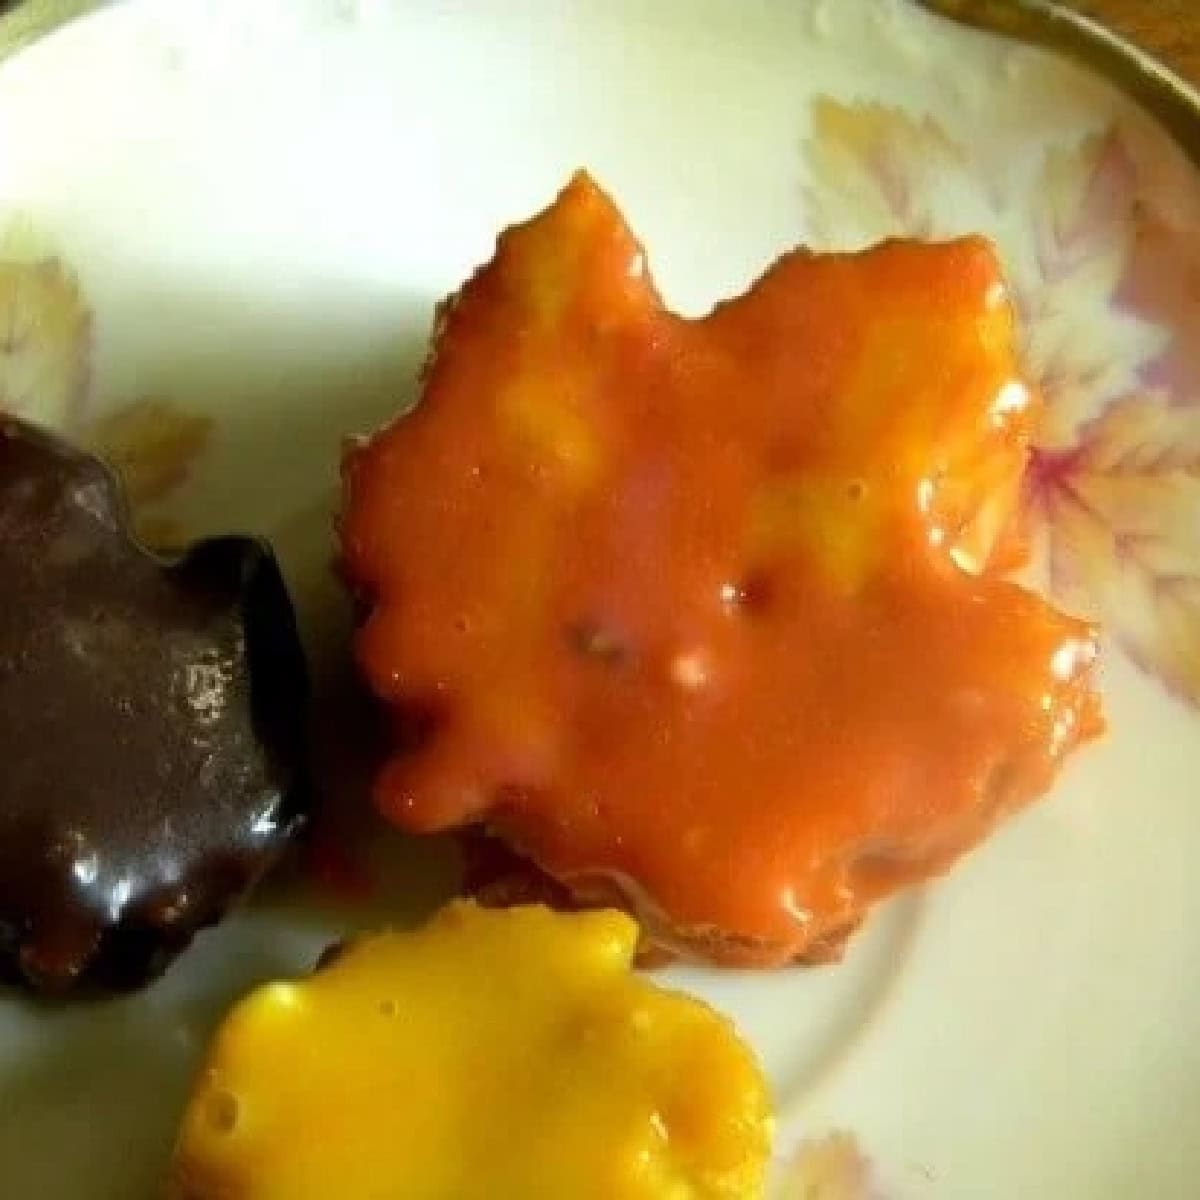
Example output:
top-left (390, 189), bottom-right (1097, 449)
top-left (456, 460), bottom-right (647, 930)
top-left (803, 99), bottom-right (1200, 707)
top-left (1017, 131), bottom-right (1166, 449)
top-left (775, 1132), bottom-right (885, 1199)
top-left (1030, 391), bottom-right (1200, 703)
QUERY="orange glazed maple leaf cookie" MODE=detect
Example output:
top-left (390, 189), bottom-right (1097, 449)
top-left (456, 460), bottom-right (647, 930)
top-left (340, 172), bottom-right (1102, 966)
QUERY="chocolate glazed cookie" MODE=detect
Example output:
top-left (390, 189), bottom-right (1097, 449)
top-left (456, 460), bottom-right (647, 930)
top-left (0, 417), bottom-right (310, 993)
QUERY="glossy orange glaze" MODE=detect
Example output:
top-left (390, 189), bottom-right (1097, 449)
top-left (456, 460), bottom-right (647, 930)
top-left (341, 173), bottom-right (1102, 965)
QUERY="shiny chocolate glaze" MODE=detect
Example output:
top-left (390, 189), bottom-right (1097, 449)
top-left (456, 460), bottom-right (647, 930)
top-left (0, 417), bottom-right (309, 992)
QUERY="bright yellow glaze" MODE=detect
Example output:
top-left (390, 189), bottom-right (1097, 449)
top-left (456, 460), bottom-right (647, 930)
top-left (168, 902), bottom-right (772, 1200)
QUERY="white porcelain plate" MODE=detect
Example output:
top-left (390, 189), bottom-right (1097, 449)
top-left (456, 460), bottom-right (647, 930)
top-left (2, 1), bottom-right (1199, 1196)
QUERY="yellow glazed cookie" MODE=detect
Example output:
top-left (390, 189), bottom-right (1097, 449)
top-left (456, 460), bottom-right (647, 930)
top-left (168, 901), bottom-right (772, 1199)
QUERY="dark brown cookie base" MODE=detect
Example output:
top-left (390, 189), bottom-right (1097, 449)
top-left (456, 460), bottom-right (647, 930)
top-left (0, 417), bottom-right (310, 993)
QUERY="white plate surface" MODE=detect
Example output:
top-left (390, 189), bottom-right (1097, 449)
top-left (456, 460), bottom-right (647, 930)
top-left (1, 2), bottom-right (1199, 1196)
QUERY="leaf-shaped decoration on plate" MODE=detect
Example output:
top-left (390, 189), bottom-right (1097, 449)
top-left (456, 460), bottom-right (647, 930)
top-left (84, 398), bottom-right (214, 546)
top-left (1019, 131), bottom-right (1168, 449)
top-left (1032, 391), bottom-right (1200, 704)
top-left (804, 98), bottom-right (1200, 708)
top-left (85, 398), bottom-right (213, 508)
top-left (775, 1132), bottom-right (880, 1199)
top-left (803, 98), bottom-right (983, 249)
top-left (0, 230), bottom-right (91, 427)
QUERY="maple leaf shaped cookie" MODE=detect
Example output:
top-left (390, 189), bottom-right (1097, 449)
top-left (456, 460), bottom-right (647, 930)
top-left (0, 418), bottom-right (309, 991)
top-left (341, 173), bottom-right (1102, 966)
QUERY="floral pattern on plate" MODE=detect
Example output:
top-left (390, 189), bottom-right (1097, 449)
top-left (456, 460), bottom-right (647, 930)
top-left (0, 228), bottom-right (90, 429)
top-left (773, 1131), bottom-right (893, 1199)
top-left (0, 238), bottom-right (211, 541)
top-left (803, 98), bottom-right (1200, 707)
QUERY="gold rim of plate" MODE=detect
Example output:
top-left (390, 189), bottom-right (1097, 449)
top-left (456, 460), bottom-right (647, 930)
top-left (2, 0), bottom-right (1199, 156)
top-left (0, 0), bottom-right (107, 61)
top-left (918, 0), bottom-right (1200, 166)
